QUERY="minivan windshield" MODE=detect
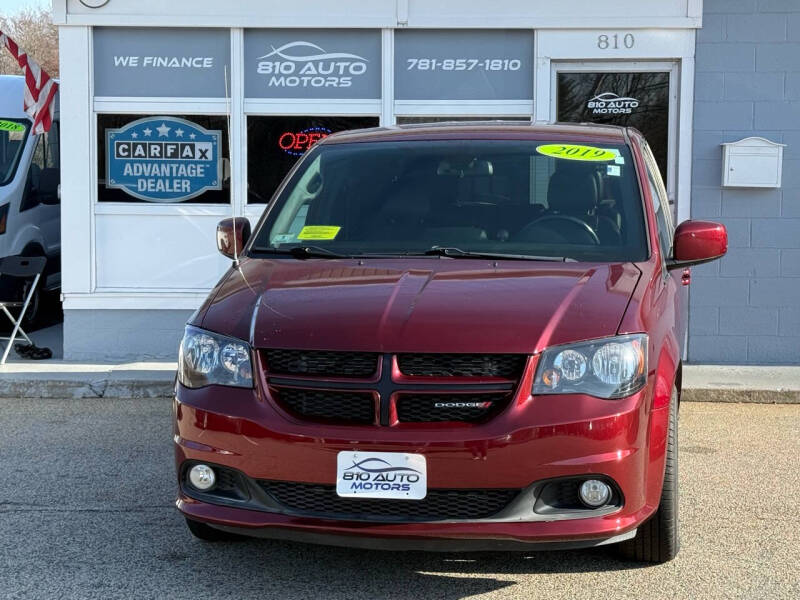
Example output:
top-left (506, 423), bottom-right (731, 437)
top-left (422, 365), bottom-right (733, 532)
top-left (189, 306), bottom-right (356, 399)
top-left (0, 118), bottom-right (30, 186)
top-left (252, 139), bottom-right (648, 262)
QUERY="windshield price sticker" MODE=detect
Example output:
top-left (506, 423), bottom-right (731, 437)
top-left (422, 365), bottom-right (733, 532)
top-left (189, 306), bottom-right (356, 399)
top-left (0, 120), bottom-right (25, 132)
top-left (297, 225), bottom-right (341, 240)
top-left (536, 144), bottom-right (617, 162)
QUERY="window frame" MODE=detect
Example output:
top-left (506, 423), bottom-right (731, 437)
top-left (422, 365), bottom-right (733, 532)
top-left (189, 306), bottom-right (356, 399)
top-left (95, 113), bottom-right (231, 205)
top-left (641, 140), bottom-right (674, 264)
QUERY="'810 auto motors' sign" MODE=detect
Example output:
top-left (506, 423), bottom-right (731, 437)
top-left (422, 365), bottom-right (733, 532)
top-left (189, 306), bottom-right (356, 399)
top-left (106, 116), bottom-right (222, 202)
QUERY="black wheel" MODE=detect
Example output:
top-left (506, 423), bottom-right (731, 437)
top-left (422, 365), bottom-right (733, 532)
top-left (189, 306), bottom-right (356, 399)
top-left (185, 517), bottom-right (245, 542)
top-left (617, 385), bottom-right (680, 563)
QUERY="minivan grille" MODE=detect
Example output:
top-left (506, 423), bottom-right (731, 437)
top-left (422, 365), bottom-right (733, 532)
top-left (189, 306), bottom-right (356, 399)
top-left (396, 393), bottom-right (510, 423)
top-left (265, 349), bottom-right (379, 377)
top-left (263, 351), bottom-right (526, 427)
top-left (258, 480), bottom-right (519, 522)
top-left (275, 388), bottom-right (375, 424)
top-left (397, 353), bottom-right (526, 379)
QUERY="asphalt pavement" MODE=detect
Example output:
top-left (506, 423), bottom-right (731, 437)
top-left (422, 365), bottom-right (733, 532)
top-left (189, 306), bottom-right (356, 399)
top-left (0, 398), bottom-right (798, 600)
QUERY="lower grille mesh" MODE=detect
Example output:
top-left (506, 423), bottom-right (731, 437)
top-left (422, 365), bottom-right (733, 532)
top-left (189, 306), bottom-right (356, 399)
top-left (258, 481), bottom-right (519, 522)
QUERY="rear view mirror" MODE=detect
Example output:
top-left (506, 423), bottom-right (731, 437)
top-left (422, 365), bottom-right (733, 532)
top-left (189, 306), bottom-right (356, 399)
top-left (437, 158), bottom-right (494, 177)
top-left (216, 217), bottom-right (251, 260)
top-left (667, 220), bottom-right (727, 270)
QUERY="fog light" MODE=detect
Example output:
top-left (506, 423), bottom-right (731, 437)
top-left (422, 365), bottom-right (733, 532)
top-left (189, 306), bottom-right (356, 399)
top-left (579, 479), bottom-right (611, 507)
top-left (188, 464), bottom-right (216, 491)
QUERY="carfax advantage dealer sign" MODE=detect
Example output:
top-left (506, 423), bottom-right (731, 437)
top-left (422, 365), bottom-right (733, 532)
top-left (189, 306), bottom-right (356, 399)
top-left (105, 117), bottom-right (222, 202)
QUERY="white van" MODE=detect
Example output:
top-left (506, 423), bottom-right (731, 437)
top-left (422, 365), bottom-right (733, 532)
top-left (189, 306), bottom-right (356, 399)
top-left (0, 75), bottom-right (60, 324)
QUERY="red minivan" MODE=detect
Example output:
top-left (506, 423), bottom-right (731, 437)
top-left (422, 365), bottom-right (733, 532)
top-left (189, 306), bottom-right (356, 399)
top-left (174, 123), bottom-right (726, 563)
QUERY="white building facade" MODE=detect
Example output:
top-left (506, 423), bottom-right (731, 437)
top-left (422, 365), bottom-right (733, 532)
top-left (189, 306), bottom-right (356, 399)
top-left (53, 0), bottom-right (701, 360)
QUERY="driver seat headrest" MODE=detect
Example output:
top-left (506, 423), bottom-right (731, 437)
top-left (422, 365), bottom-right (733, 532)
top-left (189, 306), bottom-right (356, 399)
top-left (547, 163), bottom-right (599, 217)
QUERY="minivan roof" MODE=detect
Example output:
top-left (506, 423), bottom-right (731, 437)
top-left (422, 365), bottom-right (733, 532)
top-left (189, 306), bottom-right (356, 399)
top-left (324, 121), bottom-right (629, 145)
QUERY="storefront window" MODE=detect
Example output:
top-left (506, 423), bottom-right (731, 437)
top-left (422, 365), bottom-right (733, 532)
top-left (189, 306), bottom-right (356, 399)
top-left (394, 30), bottom-right (534, 101)
top-left (97, 114), bottom-right (230, 203)
top-left (246, 116), bottom-right (378, 203)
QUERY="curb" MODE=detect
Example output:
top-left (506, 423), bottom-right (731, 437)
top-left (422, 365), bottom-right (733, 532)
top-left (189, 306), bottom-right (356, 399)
top-left (0, 376), bottom-right (175, 399)
top-left (681, 388), bottom-right (800, 404)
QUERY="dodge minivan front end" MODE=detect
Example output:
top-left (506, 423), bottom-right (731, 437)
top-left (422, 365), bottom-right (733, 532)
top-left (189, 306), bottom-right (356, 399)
top-left (174, 122), bottom-right (727, 562)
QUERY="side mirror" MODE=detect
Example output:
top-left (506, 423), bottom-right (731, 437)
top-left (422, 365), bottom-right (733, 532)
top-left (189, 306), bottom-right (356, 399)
top-left (38, 169), bottom-right (60, 205)
top-left (216, 217), bottom-right (251, 260)
top-left (666, 220), bottom-right (727, 270)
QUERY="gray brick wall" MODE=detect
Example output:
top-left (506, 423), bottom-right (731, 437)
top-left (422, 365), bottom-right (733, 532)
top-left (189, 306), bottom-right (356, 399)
top-left (690, 0), bottom-right (800, 364)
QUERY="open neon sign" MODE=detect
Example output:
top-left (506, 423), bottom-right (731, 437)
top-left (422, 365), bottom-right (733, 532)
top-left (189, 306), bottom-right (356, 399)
top-left (278, 126), bottom-right (332, 156)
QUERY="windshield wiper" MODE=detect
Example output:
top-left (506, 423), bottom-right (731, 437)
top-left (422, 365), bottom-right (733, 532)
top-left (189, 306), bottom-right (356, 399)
top-left (250, 245), bottom-right (354, 259)
top-left (421, 246), bottom-right (573, 262)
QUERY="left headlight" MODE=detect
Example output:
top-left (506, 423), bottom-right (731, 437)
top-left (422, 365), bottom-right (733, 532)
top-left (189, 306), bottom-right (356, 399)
top-left (178, 325), bottom-right (253, 389)
top-left (533, 334), bottom-right (647, 399)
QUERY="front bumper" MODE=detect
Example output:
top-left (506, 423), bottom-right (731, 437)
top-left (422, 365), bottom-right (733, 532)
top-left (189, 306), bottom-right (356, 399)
top-left (179, 495), bottom-right (637, 551)
top-left (174, 378), bottom-right (670, 548)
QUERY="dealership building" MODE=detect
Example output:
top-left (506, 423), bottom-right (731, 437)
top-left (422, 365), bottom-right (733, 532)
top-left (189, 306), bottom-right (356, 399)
top-left (49, 0), bottom-right (800, 364)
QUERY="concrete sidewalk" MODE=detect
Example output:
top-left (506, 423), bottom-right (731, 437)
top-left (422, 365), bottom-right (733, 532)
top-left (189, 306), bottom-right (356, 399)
top-left (681, 365), bottom-right (800, 404)
top-left (0, 361), bottom-right (798, 402)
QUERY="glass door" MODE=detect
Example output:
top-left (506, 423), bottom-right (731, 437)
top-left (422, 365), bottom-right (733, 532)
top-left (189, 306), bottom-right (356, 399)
top-left (552, 62), bottom-right (678, 216)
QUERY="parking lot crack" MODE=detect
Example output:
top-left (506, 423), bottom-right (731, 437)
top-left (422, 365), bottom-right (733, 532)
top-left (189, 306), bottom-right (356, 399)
top-left (88, 379), bottom-right (109, 397)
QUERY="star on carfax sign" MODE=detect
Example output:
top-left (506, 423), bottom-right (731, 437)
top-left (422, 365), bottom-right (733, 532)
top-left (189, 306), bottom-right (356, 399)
top-left (105, 116), bottom-right (222, 202)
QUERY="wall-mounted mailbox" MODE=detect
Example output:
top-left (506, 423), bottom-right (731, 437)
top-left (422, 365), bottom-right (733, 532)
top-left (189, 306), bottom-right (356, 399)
top-left (721, 137), bottom-right (785, 188)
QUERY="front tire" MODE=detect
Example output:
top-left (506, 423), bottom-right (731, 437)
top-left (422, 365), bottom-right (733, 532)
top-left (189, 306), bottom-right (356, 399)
top-left (185, 517), bottom-right (244, 542)
top-left (617, 385), bottom-right (680, 563)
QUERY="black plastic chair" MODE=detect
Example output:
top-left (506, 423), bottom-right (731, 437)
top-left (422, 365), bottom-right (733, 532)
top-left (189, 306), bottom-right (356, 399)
top-left (0, 255), bottom-right (46, 364)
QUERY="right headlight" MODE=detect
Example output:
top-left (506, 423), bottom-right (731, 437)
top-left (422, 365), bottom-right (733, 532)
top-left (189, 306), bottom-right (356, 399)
top-left (533, 334), bottom-right (647, 399)
top-left (178, 325), bottom-right (253, 389)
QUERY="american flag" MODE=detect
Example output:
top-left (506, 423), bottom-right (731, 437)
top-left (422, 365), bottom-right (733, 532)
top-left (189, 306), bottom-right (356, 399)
top-left (0, 30), bottom-right (58, 135)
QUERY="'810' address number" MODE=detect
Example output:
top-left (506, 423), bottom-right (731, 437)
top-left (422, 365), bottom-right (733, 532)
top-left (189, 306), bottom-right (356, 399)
top-left (597, 33), bottom-right (635, 50)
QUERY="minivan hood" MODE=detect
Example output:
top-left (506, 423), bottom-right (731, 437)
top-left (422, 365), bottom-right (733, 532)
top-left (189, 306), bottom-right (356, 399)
top-left (198, 258), bottom-right (641, 354)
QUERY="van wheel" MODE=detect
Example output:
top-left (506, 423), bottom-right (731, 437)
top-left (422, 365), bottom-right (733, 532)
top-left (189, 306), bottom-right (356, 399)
top-left (185, 517), bottom-right (245, 542)
top-left (616, 385), bottom-right (680, 563)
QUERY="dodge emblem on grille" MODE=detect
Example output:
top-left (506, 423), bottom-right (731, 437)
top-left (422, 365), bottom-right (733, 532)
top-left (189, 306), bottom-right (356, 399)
top-left (434, 402), bottom-right (493, 409)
